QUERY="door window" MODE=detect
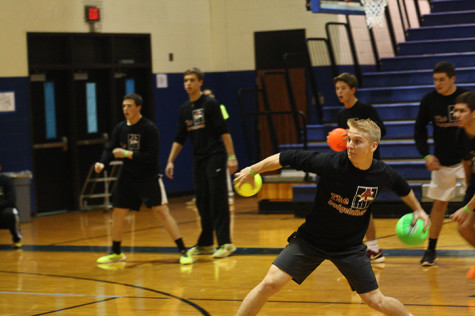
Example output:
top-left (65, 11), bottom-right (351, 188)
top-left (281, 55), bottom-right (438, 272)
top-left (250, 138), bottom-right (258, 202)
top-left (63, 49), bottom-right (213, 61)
top-left (44, 82), bottom-right (57, 139)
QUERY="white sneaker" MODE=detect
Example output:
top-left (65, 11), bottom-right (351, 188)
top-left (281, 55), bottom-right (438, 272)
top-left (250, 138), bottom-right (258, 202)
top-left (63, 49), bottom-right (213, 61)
top-left (212, 243), bottom-right (236, 258)
top-left (187, 245), bottom-right (215, 255)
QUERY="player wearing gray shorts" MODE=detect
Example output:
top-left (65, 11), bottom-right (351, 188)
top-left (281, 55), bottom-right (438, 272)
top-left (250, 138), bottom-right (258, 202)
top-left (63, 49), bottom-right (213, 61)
top-left (235, 119), bottom-right (429, 316)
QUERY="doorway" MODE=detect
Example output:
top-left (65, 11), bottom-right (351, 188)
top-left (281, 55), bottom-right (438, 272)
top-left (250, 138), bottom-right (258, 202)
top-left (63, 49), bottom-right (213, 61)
top-left (27, 33), bottom-right (153, 213)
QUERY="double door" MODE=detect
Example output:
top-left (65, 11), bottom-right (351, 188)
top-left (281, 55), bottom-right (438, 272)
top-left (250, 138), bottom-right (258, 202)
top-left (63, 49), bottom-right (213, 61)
top-left (28, 33), bottom-right (153, 213)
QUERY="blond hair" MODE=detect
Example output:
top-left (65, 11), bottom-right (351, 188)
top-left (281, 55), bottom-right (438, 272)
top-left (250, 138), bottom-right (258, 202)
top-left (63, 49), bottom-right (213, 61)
top-left (347, 118), bottom-right (381, 143)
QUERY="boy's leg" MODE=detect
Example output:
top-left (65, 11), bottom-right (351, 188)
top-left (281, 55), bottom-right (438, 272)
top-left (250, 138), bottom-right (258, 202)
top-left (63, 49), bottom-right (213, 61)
top-left (428, 200), bottom-right (448, 240)
top-left (0, 207), bottom-right (22, 247)
top-left (366, 214), bottom-right (377, 241)
top-left (421, 199), bottom-right (447, 265)
top-left (422, 166), bottom-right (460, 265)
top-left (458, 212), bottom-right (475, 279)
top-left (236, 264), bottom-right (292, 316)
top-left (111, 208), bottom-right (130, 242)
top-left (152, 204), bottom-right (194, 264)
top-left (194, 160), bottom-right (214, 247)
top-left (10, 208), bottom-right (22, 247)
top-left (207, 154), bottom-right (231, 246)
top-left (365, 214), bottom-right (385, 263)
top-left (359, 289), bottom-right (412, 316)
top-left (458, 211), bottom-right (475, 247)
top-left (97, 208), bottom-right (129, 264)
top-left (152, 204), bottom-right (181, 240)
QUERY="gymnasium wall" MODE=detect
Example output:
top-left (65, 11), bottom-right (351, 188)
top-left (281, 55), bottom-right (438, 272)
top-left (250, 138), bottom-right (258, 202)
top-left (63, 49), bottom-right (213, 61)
top-left (0, 0), bottom-right (342, 198)
top-left (0, 0), bottom-right (339, 76)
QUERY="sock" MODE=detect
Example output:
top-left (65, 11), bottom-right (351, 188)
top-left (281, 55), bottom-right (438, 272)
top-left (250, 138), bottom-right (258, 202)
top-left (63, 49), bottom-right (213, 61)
top-left (428, 238), bottom-right (437, 252)
top-left (367, 240), bottom-right (380, 252)
top-left (112, 241), bottom-right (121, 254)
top-left (175, 238), bottom-right (186, 252)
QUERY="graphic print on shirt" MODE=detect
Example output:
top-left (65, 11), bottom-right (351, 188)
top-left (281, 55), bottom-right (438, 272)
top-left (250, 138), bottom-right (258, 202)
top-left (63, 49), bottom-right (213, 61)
top-left (434, 104), bottom-right (458, 128)
top-left (352, 186), bottom-right (378, 210)
top-left (128, 134), bottom-right (141, 151)
top-left (192, 109), bottom-right (205, 129)
top-left (328, 189), bottom-right (374, 216)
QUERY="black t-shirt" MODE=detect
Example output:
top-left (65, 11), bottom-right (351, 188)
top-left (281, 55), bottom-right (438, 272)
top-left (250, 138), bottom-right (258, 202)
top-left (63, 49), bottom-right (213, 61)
top-left (414, 87), bottom-right (469, 165)
top-left (280, 150), bottom-right (411, 251)
top-left (100, 117), bottom-right (160, 180)
top-left (336, 101), bottom-right (386, 159)
top-left (336, 101), bottom-right (387, 137)
top-left (174, 94), bottom-right (228, 160)
top-left (0, 174), bottom-right (16, 209)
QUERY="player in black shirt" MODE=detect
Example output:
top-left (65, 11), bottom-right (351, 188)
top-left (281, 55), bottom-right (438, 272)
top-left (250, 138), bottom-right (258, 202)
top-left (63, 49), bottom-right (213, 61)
top-left (451, 91), bottom-right (475, 279)
top-left (166, 68), bottom-right (238, 258)
top-left (335, 72), bottom-right (387, 263)
top-left (414, 61), bottom-right (470, 266)
top-left (235, 119), bottom-right (429, 316)
top-left (0, 162), bottom-right (22, 249)
top-left (95, 93), bottom-right (193, 265)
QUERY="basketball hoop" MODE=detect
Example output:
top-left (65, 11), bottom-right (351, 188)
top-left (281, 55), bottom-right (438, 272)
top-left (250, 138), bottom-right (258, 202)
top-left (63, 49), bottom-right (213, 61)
top-left (360, 0), bottom-right (387, 29)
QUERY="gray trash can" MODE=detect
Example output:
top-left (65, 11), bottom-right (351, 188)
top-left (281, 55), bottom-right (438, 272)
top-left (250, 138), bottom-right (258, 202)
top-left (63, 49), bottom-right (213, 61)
top-left (4, 171), bottom-right (32, 223)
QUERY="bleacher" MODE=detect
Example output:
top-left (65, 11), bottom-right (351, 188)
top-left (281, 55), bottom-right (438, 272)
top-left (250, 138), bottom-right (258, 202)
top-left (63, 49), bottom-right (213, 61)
top-left (262, 0), bottom-right (475, 218)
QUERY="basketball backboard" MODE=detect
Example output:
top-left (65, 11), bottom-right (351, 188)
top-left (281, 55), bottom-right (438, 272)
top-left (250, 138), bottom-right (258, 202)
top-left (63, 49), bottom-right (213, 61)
top-left (311, 0), bottom-right (365, 15)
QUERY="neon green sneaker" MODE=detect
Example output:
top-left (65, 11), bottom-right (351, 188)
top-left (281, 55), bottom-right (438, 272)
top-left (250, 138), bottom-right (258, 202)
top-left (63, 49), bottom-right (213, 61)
top-left (96, 253), bottom-right (126, 264)
top-left (187, 245), bottom-right (215, 256)
top-left (97, 262), bottom-right (126, 271)
top-left (13, 241), bottom-right (22, 249)
top-left (179, 250), bottom-right (195, 264)
top-left (212, 243), bottom-right (236, 258)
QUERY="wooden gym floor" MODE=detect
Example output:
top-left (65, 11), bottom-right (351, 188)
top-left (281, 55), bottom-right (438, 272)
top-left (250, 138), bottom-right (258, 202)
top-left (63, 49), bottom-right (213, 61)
top-left (1, 196), bottom-right (474, 315)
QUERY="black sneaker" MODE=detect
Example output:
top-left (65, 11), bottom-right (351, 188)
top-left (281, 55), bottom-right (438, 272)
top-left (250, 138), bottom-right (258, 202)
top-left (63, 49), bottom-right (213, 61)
top-left (420, 250), bottom-right (436, 266)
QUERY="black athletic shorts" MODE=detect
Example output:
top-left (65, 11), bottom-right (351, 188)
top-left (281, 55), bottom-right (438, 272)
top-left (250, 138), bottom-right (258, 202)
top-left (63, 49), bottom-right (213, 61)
top-left (273, 232), bottom-right (378, 294)
top-left (112, 174), bottom-right (168, 211)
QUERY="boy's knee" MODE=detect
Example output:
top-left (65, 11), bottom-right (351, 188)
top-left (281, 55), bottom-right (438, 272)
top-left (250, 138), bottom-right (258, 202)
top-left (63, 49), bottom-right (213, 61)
top-left (257, 277), bottom-right (286, 296)
top-left (153, 205), bottom-right (170, 218)
top-left (360, 291), bottom-right (384, 312)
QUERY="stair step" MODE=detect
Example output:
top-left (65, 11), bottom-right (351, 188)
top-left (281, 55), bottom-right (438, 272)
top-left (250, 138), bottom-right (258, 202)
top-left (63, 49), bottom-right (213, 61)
top-left (431, 0), bottom-right (475, 13)
top-left (323, 103), bottom-right (420, 122)
top-left (380, 52), bottom-right (475, 71)
top-left (407, 23), bottom-right (475, 41)
top-left (357, 83), bottom-right (475, 103)
top-left (362, 67), bottom-right (475, 87)
top-left (399, 37), bottom-right (475, 55)
top-left (423, 10), bottom-right (475, 26)
top-left (386, 160), bottom-right (430, 180)
top-left (263, 171), bottom-right (317, 183)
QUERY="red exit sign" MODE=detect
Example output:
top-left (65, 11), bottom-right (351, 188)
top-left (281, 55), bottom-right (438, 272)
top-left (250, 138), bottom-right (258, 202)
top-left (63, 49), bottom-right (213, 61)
top-left (85, 6), bottom-right (100, 22)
